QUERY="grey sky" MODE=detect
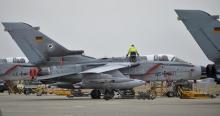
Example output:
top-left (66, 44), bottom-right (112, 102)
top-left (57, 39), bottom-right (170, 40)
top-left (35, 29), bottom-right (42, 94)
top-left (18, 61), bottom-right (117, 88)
top-left (0, 0), bottom-right (219, 66)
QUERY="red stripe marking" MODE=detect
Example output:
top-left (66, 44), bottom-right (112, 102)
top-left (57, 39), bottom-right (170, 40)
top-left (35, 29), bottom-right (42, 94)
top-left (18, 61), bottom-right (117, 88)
top-left (4, 65), bottom-right (19, 75)
top-left (144, 64), bottom-right (161, 76)
top-left (60, 57), bottom-right (64, 65)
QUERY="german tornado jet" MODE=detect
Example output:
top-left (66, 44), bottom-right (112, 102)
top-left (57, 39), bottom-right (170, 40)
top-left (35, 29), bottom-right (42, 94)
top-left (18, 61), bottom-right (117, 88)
top-left (1, 22), bottom-right (203, 99)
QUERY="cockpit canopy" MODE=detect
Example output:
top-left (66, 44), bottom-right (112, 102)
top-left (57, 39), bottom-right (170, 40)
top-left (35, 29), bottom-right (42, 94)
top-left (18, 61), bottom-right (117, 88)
top-left (145, 54), bottom-right (189, 63)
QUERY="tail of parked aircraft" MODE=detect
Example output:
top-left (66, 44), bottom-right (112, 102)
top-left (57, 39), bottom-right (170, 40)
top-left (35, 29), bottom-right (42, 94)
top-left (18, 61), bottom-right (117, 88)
top-left (175, 10), bottom-right (220, 63)
top-left (2, 22), bottom-right (84, 65)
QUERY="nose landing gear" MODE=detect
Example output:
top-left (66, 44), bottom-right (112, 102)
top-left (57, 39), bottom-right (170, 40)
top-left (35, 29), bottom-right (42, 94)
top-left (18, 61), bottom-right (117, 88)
top-left (90, 89), bottom-right (115, 100)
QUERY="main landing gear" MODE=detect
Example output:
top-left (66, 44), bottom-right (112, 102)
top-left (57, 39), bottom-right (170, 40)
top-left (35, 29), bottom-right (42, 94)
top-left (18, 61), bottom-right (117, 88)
top-left (90, 89), bottom-right (101, 99)
top-left (90, 89), bottom-right (115, 100)
top-left (90, 89), bottom-right (136, 100)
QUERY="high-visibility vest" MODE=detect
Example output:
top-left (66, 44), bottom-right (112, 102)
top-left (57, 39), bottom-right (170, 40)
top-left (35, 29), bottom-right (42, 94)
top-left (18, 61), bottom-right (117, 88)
top-left (128, 47), bottom-right (138, 55)
top-left (129, 47), bottom-right (138, 52)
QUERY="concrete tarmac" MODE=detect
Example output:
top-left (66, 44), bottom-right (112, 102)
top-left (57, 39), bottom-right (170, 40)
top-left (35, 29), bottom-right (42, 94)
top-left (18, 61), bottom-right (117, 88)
top-left (0, 93), bottom-right (220, 116)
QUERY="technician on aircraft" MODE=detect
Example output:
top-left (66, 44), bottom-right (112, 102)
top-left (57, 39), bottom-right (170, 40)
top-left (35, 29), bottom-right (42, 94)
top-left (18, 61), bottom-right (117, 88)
top-left (126, 44), bottom-right (139, 62)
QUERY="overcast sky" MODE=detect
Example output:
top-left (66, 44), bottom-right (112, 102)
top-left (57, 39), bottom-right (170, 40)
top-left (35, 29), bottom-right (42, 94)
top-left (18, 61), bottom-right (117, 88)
top-left (0, 0), bottom-right (219, 66)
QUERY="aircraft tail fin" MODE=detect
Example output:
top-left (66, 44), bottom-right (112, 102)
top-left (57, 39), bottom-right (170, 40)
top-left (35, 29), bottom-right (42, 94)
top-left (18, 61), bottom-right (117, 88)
top-left (175, 10), bottom-right (220, 63)
top-left (2, 22), bottom-right (84, 64)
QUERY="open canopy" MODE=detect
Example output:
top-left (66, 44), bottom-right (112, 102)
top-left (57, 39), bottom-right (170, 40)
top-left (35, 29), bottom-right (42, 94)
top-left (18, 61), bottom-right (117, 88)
top-left (145, 54), bottom-right (189, 63)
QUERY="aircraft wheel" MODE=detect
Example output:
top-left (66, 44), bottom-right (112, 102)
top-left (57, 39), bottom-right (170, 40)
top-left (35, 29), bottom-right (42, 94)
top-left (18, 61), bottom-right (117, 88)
top-left (0, 87), bottom-right (4, 93)
top-left (103, 90), bottom-right (114, 100)
top-left (166, 91), bottom-right (175, 97)
top-left (90, 89), bottom-right (101, 99)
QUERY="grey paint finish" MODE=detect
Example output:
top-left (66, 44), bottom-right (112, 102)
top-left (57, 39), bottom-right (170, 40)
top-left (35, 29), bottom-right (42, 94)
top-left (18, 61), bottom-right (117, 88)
top-left (0, 22), bottom-right (202, 91)
top-left (2, 22), bottom-right (84, 65)
top-left (175, 10), bottom-right (220, 64)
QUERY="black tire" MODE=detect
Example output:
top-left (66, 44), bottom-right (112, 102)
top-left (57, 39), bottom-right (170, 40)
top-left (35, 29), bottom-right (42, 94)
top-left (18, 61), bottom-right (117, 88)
top-left (90, 90), bottom-right (101, 99)
top-left (215, 78), bottom-right (220, 84)
top-left (0, 86), bottom-right (5, 93)
top-left (0, 89), bottom-right (4, 93)
top-left (167, 91), bottom-right (174, 97)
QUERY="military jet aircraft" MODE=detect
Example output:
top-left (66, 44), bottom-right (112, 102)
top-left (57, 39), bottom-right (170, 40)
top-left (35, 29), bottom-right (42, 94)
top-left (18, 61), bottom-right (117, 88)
top-left (175, 9), bottom-right (220, 84)
top-left (1, 22), bottom-right (203, 99)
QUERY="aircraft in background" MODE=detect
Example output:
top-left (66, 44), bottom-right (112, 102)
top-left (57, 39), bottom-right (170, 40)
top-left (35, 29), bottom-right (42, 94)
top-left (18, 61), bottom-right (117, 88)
top-left (175, 9), bottom-right (220, 84)
top-left (1, 22), bottom-right (203, 99)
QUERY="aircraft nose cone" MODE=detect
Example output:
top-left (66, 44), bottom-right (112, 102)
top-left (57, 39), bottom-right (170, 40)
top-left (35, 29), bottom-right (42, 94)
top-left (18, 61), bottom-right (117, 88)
top-left (134, 79), bottom-right (145, 86)
top-left (191, 65), bottom-right (204, 80)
